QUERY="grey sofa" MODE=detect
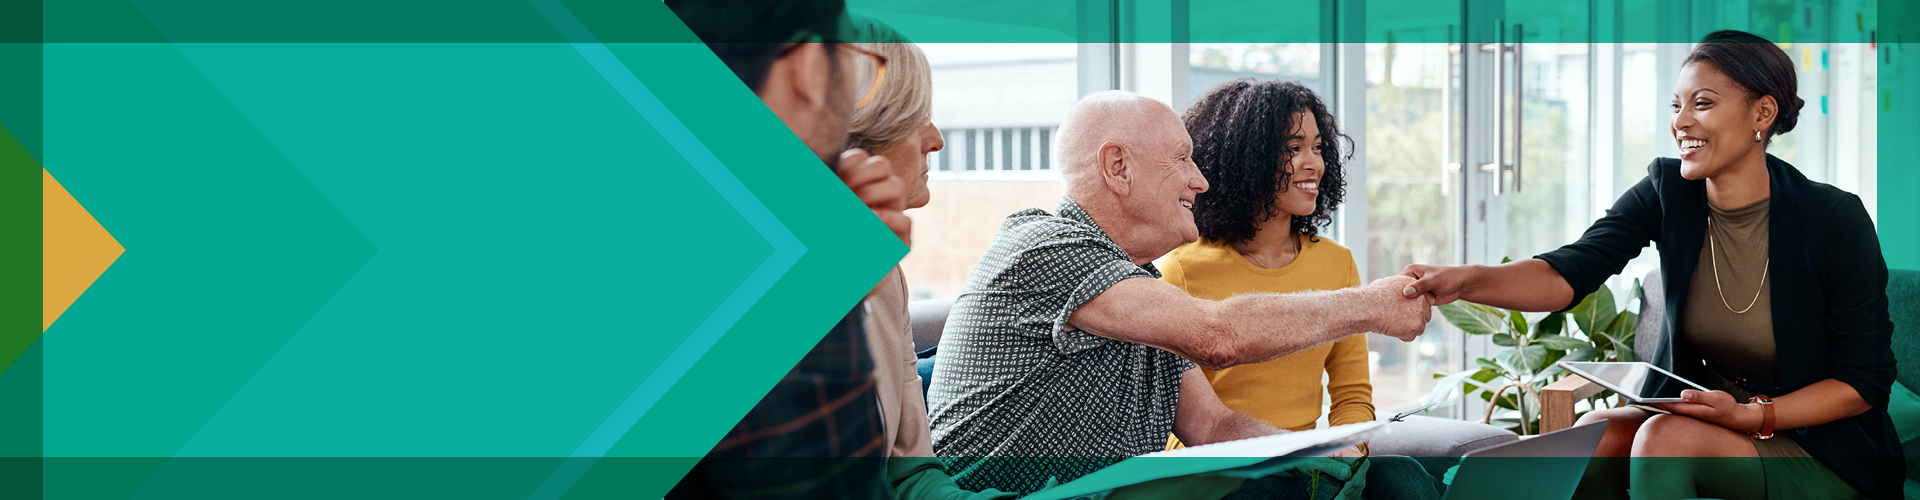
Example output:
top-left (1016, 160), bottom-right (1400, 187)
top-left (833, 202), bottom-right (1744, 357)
top-left (906, 297), bottom-right (1519, 458)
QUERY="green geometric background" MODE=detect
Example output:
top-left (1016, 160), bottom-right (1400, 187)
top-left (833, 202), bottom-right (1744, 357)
top-left (3, 0), bottom-right (1916, 499)
top-left (7, 1), bottom-right (906, 498)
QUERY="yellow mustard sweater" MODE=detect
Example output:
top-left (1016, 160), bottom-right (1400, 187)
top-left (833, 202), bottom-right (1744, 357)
top-left (1159, 235), bottom-right (1374, 443)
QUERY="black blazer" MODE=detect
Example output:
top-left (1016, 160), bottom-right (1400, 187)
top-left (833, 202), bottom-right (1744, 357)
top-left (1538, 154), bottom-right (1901, 498)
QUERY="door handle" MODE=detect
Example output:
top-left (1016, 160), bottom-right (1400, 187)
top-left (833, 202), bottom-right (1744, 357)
top-left (1443, 43), bottom-right (1460, 197)
top-left (1479, 23), bottom-right (1523, 195)
top-left (1479, 34), bottom-right (1503, 195)
top-left (1510, 23), bottom-right (1523, 193)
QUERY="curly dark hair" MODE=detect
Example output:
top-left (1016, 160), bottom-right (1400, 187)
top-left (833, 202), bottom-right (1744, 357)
top-left (1182, 78), bottom-right (1350, 244)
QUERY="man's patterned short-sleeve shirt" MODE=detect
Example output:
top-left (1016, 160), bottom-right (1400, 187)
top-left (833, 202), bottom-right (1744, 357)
top-left (925, 197), bottom-right (1196, 494)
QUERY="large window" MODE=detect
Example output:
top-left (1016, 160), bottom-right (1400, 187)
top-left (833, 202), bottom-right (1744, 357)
top-left (1363, 39), bottom-right (1460, 413)
top-left (1189, 43), bottom-right (1324, 99)
top-left (901, 44), bottom-right (1078, 301)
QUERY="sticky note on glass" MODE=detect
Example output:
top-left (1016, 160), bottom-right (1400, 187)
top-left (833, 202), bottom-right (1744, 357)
top-left (1803, 48), bottom-right (1814, 70)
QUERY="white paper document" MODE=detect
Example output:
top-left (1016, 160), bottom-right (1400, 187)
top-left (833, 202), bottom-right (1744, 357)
top-left (1022, 421), bottom-right (1390, 500)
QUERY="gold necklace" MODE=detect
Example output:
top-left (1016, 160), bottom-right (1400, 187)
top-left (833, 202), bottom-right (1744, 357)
top-left (1707, 215), bottom-right (1768, 314)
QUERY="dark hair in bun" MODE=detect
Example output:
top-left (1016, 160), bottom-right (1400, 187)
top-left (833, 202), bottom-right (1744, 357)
top-left (1682, 29), bottom-right (1804, 144)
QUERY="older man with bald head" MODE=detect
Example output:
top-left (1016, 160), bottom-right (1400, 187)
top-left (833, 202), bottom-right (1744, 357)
top-left (925, 91), bottom-right (1433, 494)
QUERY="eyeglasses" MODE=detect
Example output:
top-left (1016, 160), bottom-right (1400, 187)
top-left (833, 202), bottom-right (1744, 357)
top-left (845, 45), bottom-right (888, 107)
top-left (777, 38), bottom-right (889, 107)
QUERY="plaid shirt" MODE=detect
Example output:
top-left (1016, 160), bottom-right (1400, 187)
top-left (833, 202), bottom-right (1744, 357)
top-left (668, 305), bottom-right (890, 500)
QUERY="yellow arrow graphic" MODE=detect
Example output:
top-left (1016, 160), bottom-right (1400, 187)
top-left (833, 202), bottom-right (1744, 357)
top-left (44, 169), bottom-right (123, 331)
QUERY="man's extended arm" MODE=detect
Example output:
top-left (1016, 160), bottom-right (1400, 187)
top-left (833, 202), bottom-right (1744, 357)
top-left (1066, 275), bottom-right (1430, 370)
top-left (1171, 368), bottom-right (1283, 446)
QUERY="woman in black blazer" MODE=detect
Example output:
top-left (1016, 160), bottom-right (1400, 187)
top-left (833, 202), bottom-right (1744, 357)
top-left (1401, 30), bottom-right (1897, 500)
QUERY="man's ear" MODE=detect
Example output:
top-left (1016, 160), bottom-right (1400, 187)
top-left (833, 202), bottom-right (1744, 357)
top-left (1098, 140), bottom-right (1131, 197)
top-left (773, 44), bottom-right (832, 112)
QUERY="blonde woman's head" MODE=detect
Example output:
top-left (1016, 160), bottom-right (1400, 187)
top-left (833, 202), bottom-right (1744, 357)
top-left (846, 17), bottom-right (942, 209)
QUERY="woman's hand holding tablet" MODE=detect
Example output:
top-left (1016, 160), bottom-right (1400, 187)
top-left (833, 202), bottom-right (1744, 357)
top-left (1644, 388), bottom-right (1771, 437)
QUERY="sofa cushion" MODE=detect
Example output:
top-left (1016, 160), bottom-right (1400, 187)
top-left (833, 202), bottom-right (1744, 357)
top-left (1887, 270), bottom-right (1920, 393)
top-left (1891, 380), bottom-right (1920, 484)
top-left (1634, 269), bottom-right (1663, 361)
top-left (917, 354), bottom-right (937, 407)
top-left (907, 297), bottom-right (954, 353)
top-left (1888, 270), bottom-right (1920, 485)
top-left (1368, 415), bottom-right (1519, 458)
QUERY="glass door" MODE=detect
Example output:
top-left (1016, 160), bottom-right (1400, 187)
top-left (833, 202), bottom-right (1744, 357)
top-left (1457, 0), bottom-right (1594, 425)
top-left (1359, 3), bottom-right (1464, 414)
top-left (1352, 0), bottom-right (1595, 418)
top-left (1485, 2), bottom-right (1595, 266)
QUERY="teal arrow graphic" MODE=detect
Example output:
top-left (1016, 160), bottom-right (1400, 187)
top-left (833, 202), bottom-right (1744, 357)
top-left (33, 1), bottom-right (904, 498)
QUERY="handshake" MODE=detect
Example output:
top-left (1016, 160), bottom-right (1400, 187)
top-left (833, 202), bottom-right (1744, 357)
top-left (1349, 263), bottom-right (1489, 342)
top-left (1351, 262), bottom-right (1529, 343)
top-left (1357, 274), bottom-right (1434, 342)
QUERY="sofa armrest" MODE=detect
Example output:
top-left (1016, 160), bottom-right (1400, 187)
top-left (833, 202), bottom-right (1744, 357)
top-left (1540, 376), bottom-right (1607, 434)
top-left (1368, 415), bottom-right (1519, 457)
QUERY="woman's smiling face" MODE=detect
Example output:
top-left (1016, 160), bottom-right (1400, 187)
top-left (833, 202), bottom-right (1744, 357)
top-left (1670, 62), bottom-right (1777, 181)
top-left (1275, 111), bottom-right (1324, 219)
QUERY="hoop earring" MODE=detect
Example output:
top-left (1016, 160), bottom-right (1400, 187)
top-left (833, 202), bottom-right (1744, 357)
top-left (1755, 130), bottom-right (1763, 142)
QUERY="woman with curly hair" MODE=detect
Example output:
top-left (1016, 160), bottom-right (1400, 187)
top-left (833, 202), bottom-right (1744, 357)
top-left (1160, 78), bottom-right (1437, 498)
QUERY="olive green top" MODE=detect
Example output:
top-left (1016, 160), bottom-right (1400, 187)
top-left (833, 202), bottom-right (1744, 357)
top-left (1683, 197), bottom-right (1777, 386)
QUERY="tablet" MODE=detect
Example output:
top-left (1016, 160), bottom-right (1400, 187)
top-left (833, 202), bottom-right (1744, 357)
top-left (1557, 361), bottom-right (1710, 403)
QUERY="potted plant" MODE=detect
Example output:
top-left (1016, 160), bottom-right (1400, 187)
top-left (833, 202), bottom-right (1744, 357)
top-left (1419, 267), bottom-right (1645, 435)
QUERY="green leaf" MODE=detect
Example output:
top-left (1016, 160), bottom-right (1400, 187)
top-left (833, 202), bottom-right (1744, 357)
top-left (1509, 310), bottom-right (1530, 338)
top-left (1494, 349), bottom-right (1523, 375)
top-left (1469, 303), bottom-right (1506, 318)
top-left (1498, 344), bottom-right (1550, 374)
top-left (1609, 311), bottom-right (1639, 360)
top-left (1527, 366), bottom-right (1561, 385)
top-left (1491, 333), bottom-right (1519, 347)
top-left (1539, 351), bottom-right (1568, 379)
top-left (1419, 368), bottom-right (1481, 405)
top-left (1522, 344), bottom-right (1552, 371)
top-left (1476, 358), bottom-right (1503, 371)
top-left (1564, 347), bottom-right (1601, 362)
top-left (1632, 277), bottom-right (1645, 305)
top-left (1537, 335), bottom-right (1591, 350)
top-left (1611, 311), bottom-right (1639, 337)
top-left (1587, 329), bottom-right (1614, 351)
top-left (1438, 302), bottom-right (1507, 335)
top-left (1463, 368), bottom-right (1499, 399)
top-left (1537, 312), bottom-right (1566, 336)
top-left (1433, 367), bottom-right (1505, 406)
top-left (1615, 339), bottom-right (1636, 362)
top-left (1501, 256), bottom-right (1514, 264)
top-left (1569, 286), bottom-right (1617, 338)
